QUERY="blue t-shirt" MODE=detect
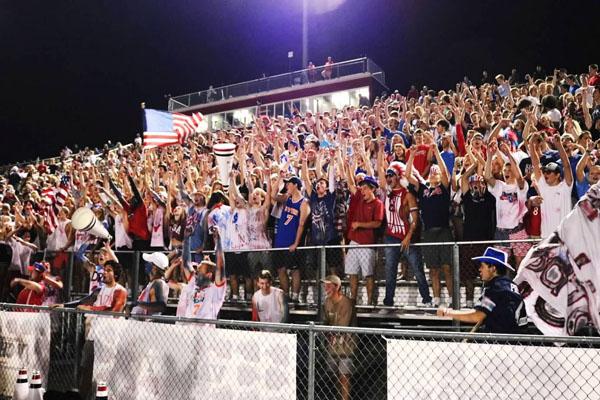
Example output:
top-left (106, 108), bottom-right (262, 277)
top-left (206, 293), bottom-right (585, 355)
top-left (576, 177), bottom-right (591, 199)
top-left (440, 150), bottom-right (455, 174)
top-left (475, 276), bottom-right (526, 334)
top-left (418, 183), bottom-right (451, 230)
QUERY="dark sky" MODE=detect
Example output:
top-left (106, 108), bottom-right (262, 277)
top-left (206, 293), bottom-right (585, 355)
top-left (2, 0), bottom-right (599, 164)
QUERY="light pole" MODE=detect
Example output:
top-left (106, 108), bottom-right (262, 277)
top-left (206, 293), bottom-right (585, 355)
top-left (302, 0), bottom-right (308, 69)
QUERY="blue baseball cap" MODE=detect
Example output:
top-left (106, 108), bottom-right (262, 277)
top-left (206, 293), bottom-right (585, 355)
top-left (358, 175), bottom-right (379, 189)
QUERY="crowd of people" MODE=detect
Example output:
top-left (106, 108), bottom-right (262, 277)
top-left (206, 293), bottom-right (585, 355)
top-left (2, 63), bottom-right (600, 327)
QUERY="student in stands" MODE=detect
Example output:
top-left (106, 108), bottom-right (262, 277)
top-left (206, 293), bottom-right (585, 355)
top-left (251, 270), bottom-right (287, 323)
top-left (437, 247), bottom-right (526, 334)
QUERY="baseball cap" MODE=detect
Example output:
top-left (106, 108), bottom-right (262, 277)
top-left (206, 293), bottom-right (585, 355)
top-left (542, 162), bottom-right (561, 173)
top-left (320, 274), bottom-right (342, 288)
top-left (28, 262), bottom-right (47, 273)
top-left (285, 176), bottom-right (303, 188)
top-left (305, 134), bottom-right (319, 143)
top-left (468, 174), bottom-right (485, 184)
top-left (358, 175), bottom-right (379, 189)
top-left (142, 252), bottom-right (169, 270)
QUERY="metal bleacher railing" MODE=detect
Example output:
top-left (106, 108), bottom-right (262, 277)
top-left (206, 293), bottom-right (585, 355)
top-left (168, 57), bottom-right (386, 112)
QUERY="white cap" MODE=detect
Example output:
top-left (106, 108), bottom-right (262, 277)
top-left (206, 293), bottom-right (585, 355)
top-left (142, 252), bottom-right (169, 270)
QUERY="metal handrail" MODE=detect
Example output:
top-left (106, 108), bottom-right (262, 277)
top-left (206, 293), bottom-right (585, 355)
top-left (1, 302), bottom-right (598, 344)
top-left (169, 57), bottom-right (384, 110)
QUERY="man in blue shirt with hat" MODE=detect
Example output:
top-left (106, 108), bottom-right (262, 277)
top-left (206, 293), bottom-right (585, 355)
top-left (437, 247), bottom-right (527, 333)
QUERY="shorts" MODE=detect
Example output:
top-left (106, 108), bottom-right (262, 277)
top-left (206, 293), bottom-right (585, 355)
top-left (459, 243), bottom-right (487, 281)
top-left (344, 242), bottom-right (375, 277)
top-left (422, 227), bottom-right (453, 268)
top-left (494, 226), bottom-right (531, 258)
top-left (224, 252), bottom-right (249, 276)
top-left (276, 249), bottom-right (303, 271)
top-left (247, 251), bottom-right (271, 274)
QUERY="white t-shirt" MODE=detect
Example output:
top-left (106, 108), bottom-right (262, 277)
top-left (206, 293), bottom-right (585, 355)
top-left (207, 205), bottom-right (232, 250)
top-left (94, 283), bottom-right (127, 309)
top-left (180, 280), bottom-right (226, 320)
top-left (252, 287), bottom-right (285, 323)
top-left (226, 207), bottom-right (250, 251)
top-left (535, 177), bottom-right (573, 238)
top-left (488, 180), bottom-right (529, 229)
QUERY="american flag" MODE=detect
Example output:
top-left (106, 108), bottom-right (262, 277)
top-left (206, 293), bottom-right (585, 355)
top-left (143, 109), bottom-right (204, 149)
top-left (40, 188), bottom-right (58, 234)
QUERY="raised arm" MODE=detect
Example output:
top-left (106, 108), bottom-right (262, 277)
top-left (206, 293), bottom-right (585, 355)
top-left (553, 134), bottom-right (573, 186)
top-left (431, 143), bottom-right (450, 188)
top-left (405, 146), bottom-right (420, 190)
top-left (301, 154), bottom-right (312, 197)
top-left (460, 163), bottom-right (478, 195)
top-left (484, 141), bottom-right (497, 187)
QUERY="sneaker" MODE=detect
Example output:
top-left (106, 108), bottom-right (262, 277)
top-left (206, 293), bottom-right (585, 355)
top-left (433, 297), bottom-right (441, 308)
top-left (231, 294), bottom-right (239, 301)
top-left (378, 308), bottom-right (392, 315)
top-left (422, 302), bottom-right (434, 308)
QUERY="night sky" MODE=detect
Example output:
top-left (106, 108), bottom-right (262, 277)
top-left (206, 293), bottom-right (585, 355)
top-left (2, 0), bottom-right (599, 164)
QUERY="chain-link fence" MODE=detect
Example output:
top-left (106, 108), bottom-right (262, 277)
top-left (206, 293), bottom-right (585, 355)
top-left (1, 303), bottom-right (599, 400)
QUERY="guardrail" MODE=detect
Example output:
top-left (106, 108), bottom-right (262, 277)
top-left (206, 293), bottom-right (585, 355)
top-left (168, 57), bottom-right (385, 111)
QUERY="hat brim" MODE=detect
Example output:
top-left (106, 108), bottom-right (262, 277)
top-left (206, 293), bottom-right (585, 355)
top-left (472, 256), bottom-right (515, 271)
top-left (142, 253), bottom-right (168, 270)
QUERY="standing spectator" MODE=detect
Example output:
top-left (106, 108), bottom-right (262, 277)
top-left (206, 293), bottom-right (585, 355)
top-left (321, 274), bottom-right (355, 400)
top-left (307, 61), bottom-right (317, 83)
top-left (251, 270), bottom-right (287, 323)
top-left (407, 143), bottom-right (454, 307)
top-left (131, 252), bottom-right (169, 315)
top-left (485, 141), bottom-right (530, 269)
top-left (344, 174), bottom-right (383, 305)
top-left (378, 159), bottom-right (431, 310)
top-left (109, 174), bottom-right (150, 250)
top-left (226, 170), bottom-right (252, 301)
top-left (407, 85), bottom-right (419, 100)
top-left (575, 144), bottom-right (600, 198)
top-left (588, 64), bottom-right (600, 87)
top-left (301, 151), bottom-right (340, 275)
top-left (437, 247), bottom-right (526, 334)
top-left (273, 176), bottom-right (310, 302)
top-left (175, 257), bottom-right (226, 320)
top-left (529, 134), bottom-right (573, 238)
top-left (62, 261), bottom-right (127, 312)
top-left (459, 168), bottom-right (496, 308)
top-left (11, 262), bottom-right (48, 306)
top-left (321, 56), bottom-right (334, 80)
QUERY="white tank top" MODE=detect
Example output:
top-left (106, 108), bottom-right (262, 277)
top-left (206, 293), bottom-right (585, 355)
top-left (149, 207), bottom-right (165, 248)
top-left (114, 214), bottom-right (133, 249)
top-left (94, 283), bottom-right (126, 309)
top-left (247, 207), bottom-right (271, 250)
top-left (46, 219), bottom-right (71, 252)
top-left (252, 287), bottom-right (284, 323)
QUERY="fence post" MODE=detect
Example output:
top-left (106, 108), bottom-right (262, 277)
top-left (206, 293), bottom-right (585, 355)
top-left (65, 251), bottom-right (75, 301)
top-left (317, 247), bottom-right (326, 320)
top-left (307, 321), bottom-right (316, 400)
top-left (131, 251), bottom-right (141, 304)
top-left (72, 311), bottom-right (83, 389)
top-left (452, 243), bottom-right (461, 329)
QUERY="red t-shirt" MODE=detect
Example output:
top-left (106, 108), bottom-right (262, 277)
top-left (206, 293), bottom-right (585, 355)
top-left (406, 144), bottom-right (430, 177)
top-left (347, 192), bottom-right (384, 245)
top-left (523, 205), bottom-right (541, 237)
top-left (589, 75), bottom-right (600, 88)
top-left (16, 282), bottom-right (47, 306)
